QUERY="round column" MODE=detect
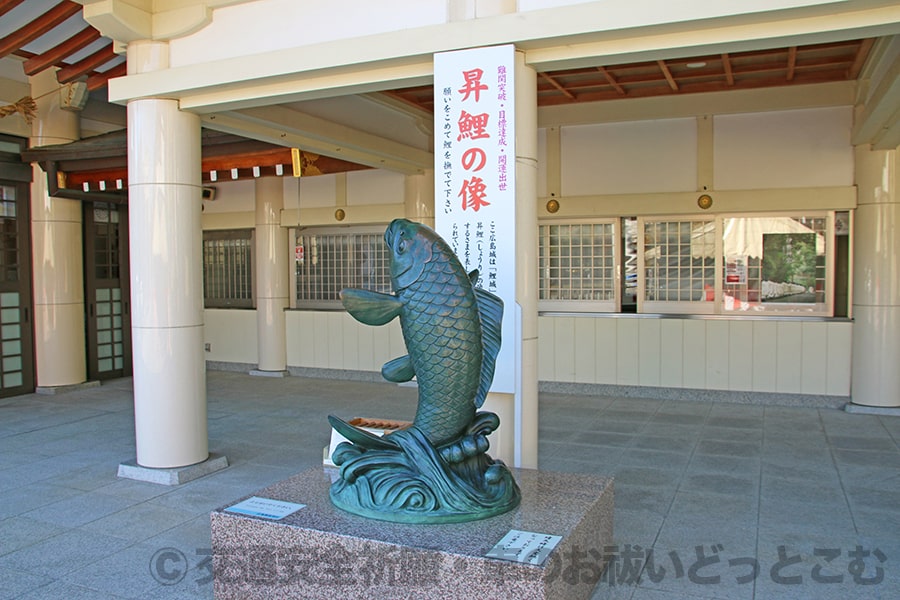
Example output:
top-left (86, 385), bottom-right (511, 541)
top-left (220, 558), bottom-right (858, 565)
top-left (514, 50), bottom-right (539, 467)
top-left (851, 145), bottom-right (900, 407)
top-left (29, 68), bottom-right (87, 388)
top-left (254, 176), bottom-right (288, 372)
top-left (128, 41), bottom-right (208, 467)
top-left (404, 169), bottom-right (435, 229)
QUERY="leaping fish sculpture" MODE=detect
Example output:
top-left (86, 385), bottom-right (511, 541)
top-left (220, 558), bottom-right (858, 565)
top-left (332, 217), bottom-right (503, 447)
top-left (328, 218), bottom-right (519, 523)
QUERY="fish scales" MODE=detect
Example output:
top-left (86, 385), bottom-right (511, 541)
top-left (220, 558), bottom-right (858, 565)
top-left (338, 219), bottom-right (503, 448)
top-left (398, 247), bottom-right (481, 444)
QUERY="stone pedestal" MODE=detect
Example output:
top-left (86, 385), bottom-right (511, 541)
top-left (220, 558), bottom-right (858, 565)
top-left (211, 467), bottom-right (613, 599)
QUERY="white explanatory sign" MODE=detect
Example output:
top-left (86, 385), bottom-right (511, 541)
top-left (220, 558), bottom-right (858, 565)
top-left (485, 529), bottom-right (562, 566)
top-left (434, 44), bottom-right (516, 394)
top-left (225, 496), bottom-right (306, 520)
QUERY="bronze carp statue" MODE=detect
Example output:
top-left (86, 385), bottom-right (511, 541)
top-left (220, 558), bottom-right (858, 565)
top-left (329, 218), bottom-right (521, 523)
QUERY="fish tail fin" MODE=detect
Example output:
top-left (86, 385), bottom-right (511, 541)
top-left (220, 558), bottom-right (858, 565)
top-left (473, 287), bottom-right (503, 408)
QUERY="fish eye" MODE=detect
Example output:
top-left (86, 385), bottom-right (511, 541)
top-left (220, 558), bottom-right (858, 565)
top-left (397, 238), bottom-right (407, 253)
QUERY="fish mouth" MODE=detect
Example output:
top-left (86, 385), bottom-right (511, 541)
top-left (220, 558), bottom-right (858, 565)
top-left (392, 264), bottom-right (413, 289)
top-left (385, 219), bottom-right (413, 289)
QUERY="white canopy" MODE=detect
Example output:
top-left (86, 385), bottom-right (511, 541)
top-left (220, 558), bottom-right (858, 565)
top-left (690, 217), bottom-right (825, 259)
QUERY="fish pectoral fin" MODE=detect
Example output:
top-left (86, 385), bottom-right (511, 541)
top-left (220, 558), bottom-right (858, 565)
top-left (340, 288), bottom-right (402, 326)
top-left (382, 355), bottom-right (415, 383)
top-left (468, 269), bottom-right (479, 285)
top-left (474, 287), bottom-right (504, 408)
top-left (328, 415), bottom-right (400, 451)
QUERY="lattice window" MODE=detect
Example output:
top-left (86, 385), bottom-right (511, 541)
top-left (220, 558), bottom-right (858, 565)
top-left (91, 203), bottom-right (120, 281)
top-left (202, 229), bottom-right (254, 308)
top-left (294, 228), bottom-right (391, 308)
top-left (538, 221), bottom-right (618, 312)
top-left (641, 218), bottom-right (716, 311)
top-left (0, 187), bottom-right (17, 283)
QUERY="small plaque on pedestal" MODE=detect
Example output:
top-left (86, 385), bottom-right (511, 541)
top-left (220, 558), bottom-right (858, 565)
top-left (225, 496), bottom-right (305, 520)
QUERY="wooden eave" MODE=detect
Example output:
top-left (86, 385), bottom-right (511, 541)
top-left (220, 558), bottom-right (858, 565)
top-left (21, 128), bottom-right (371, 200)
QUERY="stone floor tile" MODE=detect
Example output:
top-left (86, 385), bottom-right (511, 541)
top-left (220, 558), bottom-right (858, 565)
top-left (0, 529), bottom-right (131, 578)
top-left (81, 501), bottom-right (198, 543)
top-left (23, 490), bottom-right (136, 528)
top-left (0, 516), bottom-right (68, 556)
top-left (1, 371), bottom-right (898, 599)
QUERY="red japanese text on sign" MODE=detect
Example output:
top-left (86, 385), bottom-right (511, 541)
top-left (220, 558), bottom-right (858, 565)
top-left (458, 68), bottom-right (488, 101)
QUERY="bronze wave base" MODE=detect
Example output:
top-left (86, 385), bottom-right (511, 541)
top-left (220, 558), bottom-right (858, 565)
top-left (329, 411), bottom-right (521, 524)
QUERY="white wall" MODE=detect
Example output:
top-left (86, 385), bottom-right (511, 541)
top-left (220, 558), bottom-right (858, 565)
top-left (347, 170), bottom-right (406, 206)
top-left (204, 309), bottom-right (258, 363)
top-left (538, 315), bottom-right (852, 396)
top-left (285, 311), bottom-right (404, 372)
top-left (555, 107), bottom-right (853, 197)
top-left (202, 107), bottom-right (856, 400)
top-left (561, 118), bottom-right (698, 195)
top-left (714, 107), bottom-right (853, 190)
top-left (203, 179), bottom-right (254, 214)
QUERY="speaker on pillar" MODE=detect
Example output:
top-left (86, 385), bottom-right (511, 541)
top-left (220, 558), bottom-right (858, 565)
top-left (60, 82), bottom-right (89, 112)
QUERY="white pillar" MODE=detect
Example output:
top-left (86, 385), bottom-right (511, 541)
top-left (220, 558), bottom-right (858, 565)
top-left (29, 69), bottom-right (87, 388)
top-left (481, 51), bottom-right (539, 469)
top-left (127, 40), bottom-right (208, 468)
top-left (514, 50), bottom-right (539, 468)
top-left (254, 176), bottom-right (288, 373)
top-left (851, 145), bottom-right (900, 408)
top-left (404, 169), bottom-right (435, 229)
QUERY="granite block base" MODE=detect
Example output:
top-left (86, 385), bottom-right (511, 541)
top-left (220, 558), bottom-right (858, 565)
top-left (211, 467), bottom-right (614, 600)
top-left (35, 380), bottom-right (101, 395)
top-left (844, 402), bottom-right (900, 416)
top-left (117, 453), bottom-right (228, 485)
top-left (249, 369), bottom-right (289, 378)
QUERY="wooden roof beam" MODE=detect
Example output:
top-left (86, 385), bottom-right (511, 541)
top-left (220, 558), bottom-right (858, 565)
top-left (657, 60), bottom-right (678, 91)
top-left (597, 66), bottom-right (626, 95)
top-left (86, 61), bottom-right (125, 91)
top-left (0, 1), bottom-right (82, 59)
top-left (722, 53), bottom-right (735, 86)
top-left (23, 26), bottom-right (100, 76)
top-left (540, 72), bottom-right (576, 100)
top-left (56, 43), bottom-right (116, 84)
top-left (848, 38), bottom-right (875, 80)
top-left (787, 47), bottom-right (797, 81)
top-left (0, 0), bottom-right (25, 19)
top-left (203, 106), bottom-right (432, 175)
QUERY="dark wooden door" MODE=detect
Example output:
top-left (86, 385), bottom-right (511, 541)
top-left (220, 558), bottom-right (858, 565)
top-left (84, 202), bottom-right (131, 380)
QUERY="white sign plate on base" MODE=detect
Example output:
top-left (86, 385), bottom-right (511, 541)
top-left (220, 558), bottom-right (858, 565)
top-left (485, 529), bottom-right (563, 566)
top-left (225, 496), bottom-right (306, 520)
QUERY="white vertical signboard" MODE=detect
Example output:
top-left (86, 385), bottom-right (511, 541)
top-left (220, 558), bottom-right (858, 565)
top-left (434, 45), bottom-right (516, 394)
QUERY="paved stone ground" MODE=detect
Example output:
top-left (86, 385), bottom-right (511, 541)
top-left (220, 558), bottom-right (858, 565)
top-left (0, 371), bottom-right (897, 599)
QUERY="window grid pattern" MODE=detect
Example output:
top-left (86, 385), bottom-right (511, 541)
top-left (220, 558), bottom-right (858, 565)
top-left (203, 230), bottom-right (253, 308)
top-left (92, 205), bottom-right (120, 280)
top-left (295, 231), bottom-right (391, 304)
top-left (644, 219), bottom-right (716, 302)
top-left (95, 287), bottom-right (125, 373)
top-left (0, 292), bottom-right (22, 389)
top-left (539, 223), bottom-right (616, 301)
top-left (0, 186), bottom-right (18, 283)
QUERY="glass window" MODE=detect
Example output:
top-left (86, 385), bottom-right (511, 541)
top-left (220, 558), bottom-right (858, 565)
top-left (538, 221), bottom-right (619, 312)
top-left (202, 229), bottom-right (254, 308)
top-left (721, 215), bottom-right (829, 314)
top-left (636, 213), bottom-right (834, 316)
top-left (294, 228), bottom-right (391, 308)
top-left (640, 218), bottom-right (716, 314)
